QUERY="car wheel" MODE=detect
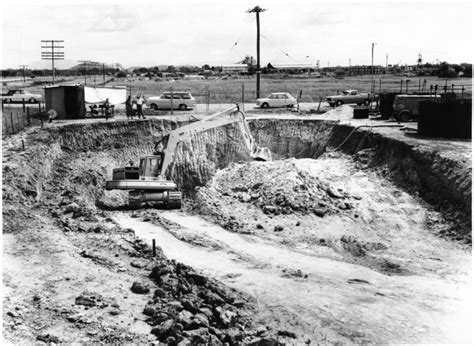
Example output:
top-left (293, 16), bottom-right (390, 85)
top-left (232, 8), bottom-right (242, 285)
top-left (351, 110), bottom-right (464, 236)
top-left (150, 103), bottom-right (158, 110)
top-left (5, 98), bottom-right (12, 103)
top-left (364, 99), bottom-right (371, 106)
top-left (179, 104), bottom-right (187, 111)
top-left (29, 98), bottom-right (36, 103)
top-left (398, 110), bottom-right (412, 122)
top-left (336, 100), bottom-right (343, 107)
top-left (287, 104), bottom-right (294, 108)
top-left (261, 103), bottom-right (269, 109)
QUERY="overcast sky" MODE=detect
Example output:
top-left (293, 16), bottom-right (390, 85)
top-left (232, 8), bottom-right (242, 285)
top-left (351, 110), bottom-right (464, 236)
top-left (1, 0), bottom-right (472, 69)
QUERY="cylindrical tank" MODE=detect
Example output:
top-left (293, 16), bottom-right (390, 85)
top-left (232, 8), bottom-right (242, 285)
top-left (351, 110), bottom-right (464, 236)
top-left (379, 92), bottom-right (398, 119)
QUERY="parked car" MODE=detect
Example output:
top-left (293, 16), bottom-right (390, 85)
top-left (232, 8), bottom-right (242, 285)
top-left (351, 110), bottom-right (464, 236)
top-left (146, 91), bottom-right (196, 110)
top-left (256, 92), bottom-right (297, 108)
top-left (326, 90), bottom-right (377, 107)
top-left (1, 89), bottom-right (42, 103)
top-left (392, 94), bottom-right (441, 122)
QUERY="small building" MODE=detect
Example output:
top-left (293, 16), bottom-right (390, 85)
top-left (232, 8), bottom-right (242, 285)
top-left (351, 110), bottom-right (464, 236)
top-left (273, 64), bottom-right (316, 73)
top-left (45, 84), bottom-right (126, 119)
top-left (45, 84), bottom-right (86, 119)
top-left (221, 64), bottom-right (249, 73)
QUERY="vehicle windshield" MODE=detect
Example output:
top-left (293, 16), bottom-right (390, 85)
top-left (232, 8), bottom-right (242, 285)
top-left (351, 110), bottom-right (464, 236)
top-left (342, 91), bottom-right (350, 95)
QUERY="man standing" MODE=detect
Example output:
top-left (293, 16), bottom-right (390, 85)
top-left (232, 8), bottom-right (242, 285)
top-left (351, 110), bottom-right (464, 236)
top-left (136, 94), bottom-right (146, 119)
top-left (125, 95), bottom-right (132, 119)
top-left (104, 98), bottom-right (110, 121)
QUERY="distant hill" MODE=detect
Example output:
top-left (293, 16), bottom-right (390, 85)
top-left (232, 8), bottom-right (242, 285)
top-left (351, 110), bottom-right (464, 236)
top-left (70, 62), bottom-right (124, 71)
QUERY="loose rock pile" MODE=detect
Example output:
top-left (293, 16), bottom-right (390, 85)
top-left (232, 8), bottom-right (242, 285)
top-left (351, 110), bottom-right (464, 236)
top-left (142, 261), bottom-right (276, 344)
top-left (194, 159), bottom-right (361, 231)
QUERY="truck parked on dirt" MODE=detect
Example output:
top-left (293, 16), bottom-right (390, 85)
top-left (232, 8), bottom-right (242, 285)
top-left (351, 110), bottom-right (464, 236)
top-left (1, 89), bottom-right (42, 103)
top-left (392, 94), bottom-right (441, 122)
top-left (326, 90), bottom-right (377, 107)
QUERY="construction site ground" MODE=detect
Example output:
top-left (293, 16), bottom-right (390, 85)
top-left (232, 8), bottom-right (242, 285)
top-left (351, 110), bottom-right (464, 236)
top-left (2, 104), bottom-right (472, 344)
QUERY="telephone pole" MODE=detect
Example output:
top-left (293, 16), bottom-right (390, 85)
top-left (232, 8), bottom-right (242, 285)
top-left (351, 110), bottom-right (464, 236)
top-left (247, 5), bottom-right (266, 99)
top-left (41, 40), bottom-right (64, 84)
top-left (78, 60), bottom-right (90, 85)
top-left (19, 65), bottom-right (28, 84)
top-left (371, 43), bottom-right (376, 94)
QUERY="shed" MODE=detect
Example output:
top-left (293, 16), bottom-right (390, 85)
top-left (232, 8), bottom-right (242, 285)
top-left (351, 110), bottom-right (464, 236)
top-left (45, 85), bottom-right (127, 119)
top-left (44, 84), bottom-right (86, 119)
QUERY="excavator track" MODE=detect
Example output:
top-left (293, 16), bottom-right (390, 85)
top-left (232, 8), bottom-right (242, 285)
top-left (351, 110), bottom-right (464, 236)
top-left (166, 191), bottom-right (182, 209)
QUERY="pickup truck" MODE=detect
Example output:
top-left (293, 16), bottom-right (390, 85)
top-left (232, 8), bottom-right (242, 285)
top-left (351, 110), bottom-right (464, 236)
top-left (326, 90), bottom-right (377, 107)
top-left (1, 89), bottom-right (43, 103)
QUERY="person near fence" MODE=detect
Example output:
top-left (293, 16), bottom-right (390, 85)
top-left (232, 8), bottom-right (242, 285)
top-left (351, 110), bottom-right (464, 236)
top-left (136, 94), bottom-right (146, 119)
top-left (104, 98), bottom-right (112, 121)
top-left (125, 95), bottom-right (132, 119)
top-left (131, 100), bottom-right (137, 119)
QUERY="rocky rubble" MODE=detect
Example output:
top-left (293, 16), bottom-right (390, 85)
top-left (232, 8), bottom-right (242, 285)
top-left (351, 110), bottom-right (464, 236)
top-left (142, 260), bottom-right (278, 344)
top-left (193, 159), bottom-right (361, 232)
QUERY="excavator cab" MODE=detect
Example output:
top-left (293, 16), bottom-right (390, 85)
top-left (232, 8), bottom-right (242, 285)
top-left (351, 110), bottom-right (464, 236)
top-left (139, 156), bottom-right (163, 179)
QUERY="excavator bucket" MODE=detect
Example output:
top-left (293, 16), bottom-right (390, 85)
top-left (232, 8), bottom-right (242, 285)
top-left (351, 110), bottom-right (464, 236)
top-left (251, 146), bottom-right (272, 161)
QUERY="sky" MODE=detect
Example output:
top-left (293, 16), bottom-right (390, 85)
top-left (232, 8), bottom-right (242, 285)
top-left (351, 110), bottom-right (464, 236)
top-left (1, 0), bottom-right (472, 69)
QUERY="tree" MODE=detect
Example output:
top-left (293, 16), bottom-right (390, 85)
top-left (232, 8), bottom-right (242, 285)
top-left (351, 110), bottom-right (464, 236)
top-left (166, 65), bottom-right (176, 72)
top-left (202, 64), bottom-right (211, 70)
top-left (437, 62), bottom-right (457, 78)
top-left (116, 71), bottom-right (127, 78)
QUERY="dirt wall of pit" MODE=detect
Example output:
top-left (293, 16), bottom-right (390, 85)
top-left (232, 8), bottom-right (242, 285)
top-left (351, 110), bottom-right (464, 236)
top-left (45, 118), bottom-right (471, 216)
top-left (47, 119), bottom-right (253, 195)
top-left (249, 119), bottom-right (471, 216)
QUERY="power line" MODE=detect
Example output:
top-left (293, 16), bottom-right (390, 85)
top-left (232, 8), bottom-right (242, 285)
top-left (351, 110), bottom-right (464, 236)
top-left (41, 40), bottom-right (64, 85)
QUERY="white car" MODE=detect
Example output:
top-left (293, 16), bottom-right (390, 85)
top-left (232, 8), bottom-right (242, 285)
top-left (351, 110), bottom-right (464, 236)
top-left (1, 89), bottom-right (43, 103)
top-left (256, 92), bottom-right (297, 108)
top-left (146, 91), bottom-right (196, 110)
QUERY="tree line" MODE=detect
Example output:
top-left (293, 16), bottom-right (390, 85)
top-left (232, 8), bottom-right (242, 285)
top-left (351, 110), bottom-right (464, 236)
top-left (1, 62), bottom-right (471, 79)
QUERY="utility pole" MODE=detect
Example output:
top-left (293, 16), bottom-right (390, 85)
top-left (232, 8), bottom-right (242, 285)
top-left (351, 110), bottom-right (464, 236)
top-left (41, 40), bottom-right (64, 84)
top-left (19, 65), bottom-right (28, 84)
top-left (103, 63), bottom-right (106, 84)
top-left (371, 43), bottom-right (376, 94)
top-left (386, 54), bottom-right (388, 68)
top-left (78, 60), bottom-right (89, 85)
top-left (247, 5), bottom-right (266, 99)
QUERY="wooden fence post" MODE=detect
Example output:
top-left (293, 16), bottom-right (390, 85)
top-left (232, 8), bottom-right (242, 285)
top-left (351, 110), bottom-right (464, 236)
top-left (206, 86), bottom-right (210, 115)
top-left (170, 87), bottom-right (174, 116)
top-left (10, 113), bottom-right (15, 134)
top-left (27, 107), bottom-right (31, 126)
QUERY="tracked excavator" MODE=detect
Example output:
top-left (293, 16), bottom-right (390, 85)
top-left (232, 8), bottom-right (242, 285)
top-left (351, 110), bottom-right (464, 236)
top-left (105, 105), bottom-right (272, 208)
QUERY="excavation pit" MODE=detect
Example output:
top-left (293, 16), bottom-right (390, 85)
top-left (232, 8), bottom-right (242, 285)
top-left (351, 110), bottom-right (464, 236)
top-left (2, 111), bottom-right (472, 344)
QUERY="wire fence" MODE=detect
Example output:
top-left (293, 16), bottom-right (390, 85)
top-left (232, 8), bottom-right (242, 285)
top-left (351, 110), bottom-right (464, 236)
top-left (157, 80), bottom-right (472, 109)
top-left (1, 103), bottom-right (45, 137)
